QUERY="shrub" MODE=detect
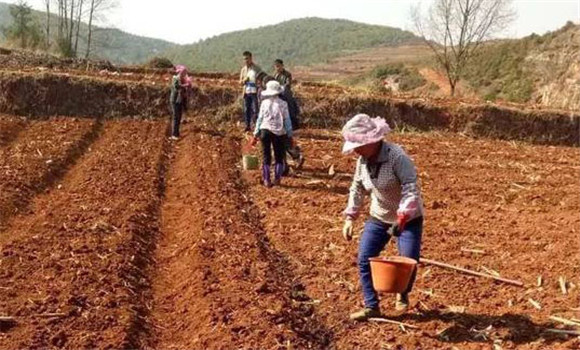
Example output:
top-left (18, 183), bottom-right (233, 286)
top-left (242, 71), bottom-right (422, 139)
top-left (371, 63), bottom-right (403, 79)
top-left (147, 57), bottom-right (174, 69)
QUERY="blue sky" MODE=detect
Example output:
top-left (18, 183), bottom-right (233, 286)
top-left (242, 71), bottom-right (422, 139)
top-left (5, 0), bottom-right (580, 44)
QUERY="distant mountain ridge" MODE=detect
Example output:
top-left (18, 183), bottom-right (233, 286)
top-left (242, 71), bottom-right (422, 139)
top-left (1, 5), bottom-right (422, 70)
top-left (163, 17), bottom-right (422, 72)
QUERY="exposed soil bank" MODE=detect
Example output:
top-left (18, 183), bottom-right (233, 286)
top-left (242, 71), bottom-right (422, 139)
top-left (0, 71), bottom-right (238, 119)
top-left (300, 95), bottom-right (579, 146)
top-left (1, 70), bottom-right (576, 146)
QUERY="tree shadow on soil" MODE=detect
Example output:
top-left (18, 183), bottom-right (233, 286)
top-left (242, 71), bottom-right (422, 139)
top-left (395, 309), bottom-right (569, 346)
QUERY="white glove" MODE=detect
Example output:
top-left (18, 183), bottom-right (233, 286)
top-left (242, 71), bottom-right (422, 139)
top-left (342, 219), bottom-right (354, 241)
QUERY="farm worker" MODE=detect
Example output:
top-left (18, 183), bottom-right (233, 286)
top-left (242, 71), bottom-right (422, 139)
top-left (251, 80), bottom-right (293, 187)
top-left (341, 114), bottom-right (424, 321)
top-left (240, 51), bottom-right (263, 132)
top-left (256, 72), bottom-right (271, 104)
top-left (169, 64), bottom-right (192, 140)
top-left (273, 59), bottom-right (305, 173)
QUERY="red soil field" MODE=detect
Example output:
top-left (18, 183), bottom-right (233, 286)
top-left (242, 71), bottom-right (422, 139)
top-left (0, 63), bottom-right (578, 349)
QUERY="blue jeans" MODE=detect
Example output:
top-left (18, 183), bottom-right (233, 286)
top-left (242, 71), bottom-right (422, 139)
top-left (243, 93), bottom-right (258, 130)
top-left (358, 216), bottom-right (423, 309)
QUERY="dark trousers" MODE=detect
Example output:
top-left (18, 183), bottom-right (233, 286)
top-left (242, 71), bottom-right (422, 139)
top-left (260, 130), bottom-right (285, 166)
top-left (358, 216), bottom-right (423, 309)
top-left (171, 102), bottom-right (183, 137)
top-left (243, 93), bottom-right (258, 130)
top-left (280, 94), bottom-right (300, 130)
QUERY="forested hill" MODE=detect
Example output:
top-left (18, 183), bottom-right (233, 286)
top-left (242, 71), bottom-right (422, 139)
top-left (163, 17), bottom-right (422, 72)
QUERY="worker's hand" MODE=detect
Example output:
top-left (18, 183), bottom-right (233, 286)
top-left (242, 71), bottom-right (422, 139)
top-left (342, 219), bottom-right (354, 241)
top-left (389, 214), bottom-right (409, 237)
top-left (250, 136), bottom-right (258, 146)
top-left (397, 213), bottom-right (409, 232)
top-left (387, 223), bottom-right (401, 237)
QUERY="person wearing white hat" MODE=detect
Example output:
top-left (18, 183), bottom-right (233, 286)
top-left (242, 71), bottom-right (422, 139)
top-left (251, 80), bottom-right (293, 187)
top-left (341, 113), bottom-right (424, 322)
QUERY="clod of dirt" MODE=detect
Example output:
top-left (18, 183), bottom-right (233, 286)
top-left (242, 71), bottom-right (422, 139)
top-left (50, 330), bottom-right (67, 348)
top-left (0, 317), bottom-right (17, 332)
top-left (255, 282), bottom-right (272, 294)
top-left (289, 283), bottom-right (310, 302)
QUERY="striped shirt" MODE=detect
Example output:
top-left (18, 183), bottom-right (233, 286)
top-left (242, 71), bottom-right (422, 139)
top-left (345, 142), bottom-right (424, 224)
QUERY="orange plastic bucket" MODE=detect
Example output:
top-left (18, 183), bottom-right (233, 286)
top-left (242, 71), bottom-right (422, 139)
top-left (369, 256), bottom-right (418, 293)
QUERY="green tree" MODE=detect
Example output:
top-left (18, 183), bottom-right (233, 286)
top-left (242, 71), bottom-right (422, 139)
top-left (2, 0), bottom-right (43, 49)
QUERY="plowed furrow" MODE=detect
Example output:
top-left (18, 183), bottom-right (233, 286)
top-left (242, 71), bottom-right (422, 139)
top-left (0, 120), bottom-right (168, 350)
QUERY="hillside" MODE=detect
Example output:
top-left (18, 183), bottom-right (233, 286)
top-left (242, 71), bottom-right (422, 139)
top-left (307, 22), bottom-right (579, 111)
top-left (163, 17), bottom-right (421, 72)
top-left (464, 21), bottom-right (580, 110)
top-left (0, 1), bottom-right (177, 64)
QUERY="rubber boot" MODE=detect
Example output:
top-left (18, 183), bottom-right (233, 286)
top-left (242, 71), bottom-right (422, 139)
top-left (262, 164), bottom-right (272, 187)
top-left (282, 158), bottom-right (290, 177)
top-left (274, 163), bottom-right (284, 186)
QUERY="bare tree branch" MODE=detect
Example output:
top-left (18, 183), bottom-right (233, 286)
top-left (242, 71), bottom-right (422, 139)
top-left (411, 0), bottom-right (515, 96)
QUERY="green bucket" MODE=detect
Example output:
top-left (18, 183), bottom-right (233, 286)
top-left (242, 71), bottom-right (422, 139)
top-left (242, 154), bottom-right (259, 170)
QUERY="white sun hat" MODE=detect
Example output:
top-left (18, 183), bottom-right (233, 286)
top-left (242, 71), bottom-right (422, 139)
top-left (342, 114), bottom-right (392, 154)
top-left (261, 80), bottom-right (284, 97)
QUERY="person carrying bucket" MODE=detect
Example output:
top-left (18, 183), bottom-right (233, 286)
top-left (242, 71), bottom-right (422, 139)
top-left (169, 64), bottom-right (192, 140)
top-left (251, 80), bottom-right (293, 187)
top-left (341, 113), bottom-right (424, 321)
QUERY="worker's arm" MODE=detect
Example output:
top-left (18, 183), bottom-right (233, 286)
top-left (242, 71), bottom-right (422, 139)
top-left (180, 76), bottom-right (192, 88)
top-left (394, 153), bottom-right (421, 228)
top-left (344, 158), bottom-right (365, 221)
top-left (240, 67), bottom-right (247, 86)
top-left (282, 71), bottom-right (292, 90)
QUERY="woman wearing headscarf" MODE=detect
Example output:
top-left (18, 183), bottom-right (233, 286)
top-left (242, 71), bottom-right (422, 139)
top-left (341, 114), bottom-right (424, 321)
top-left (169, 65), bottom-right (192, 140)
top-left (251, 80), bottom-right (293, 187)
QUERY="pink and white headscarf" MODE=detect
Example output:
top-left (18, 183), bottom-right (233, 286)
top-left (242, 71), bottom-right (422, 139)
top-left (175, 65), bottom-right (188, 74)
top-left (342, 114), bottom-right (392, 154)
top-left (174, 65), bottom-right (192, 87)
